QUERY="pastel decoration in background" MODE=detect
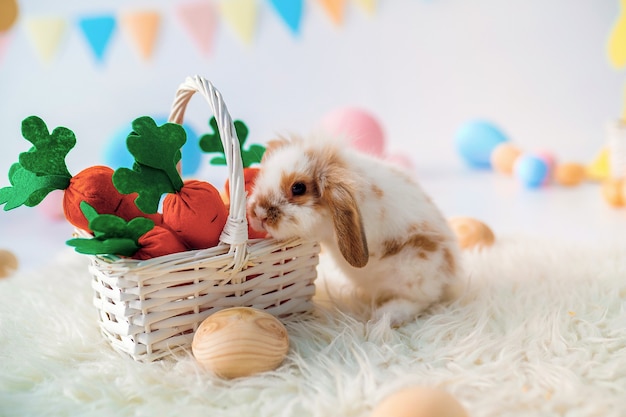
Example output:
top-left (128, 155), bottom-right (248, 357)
top-left (77, 15), bottom-right (117, 63)
top-left (119, 10), bottom-right (161, 61)
top-left (36, 189), bottom-right (65, 221)
top-left (455, 120), bottom-right (508, 169)
top-left (0, 249), bottom-right (18, 279)
top-left (490, 142), bottom-right (522, 175)
top-left (0, 0), bottom-right (19, 32)
top-left (606, 120), bottom-right (626, 178)
top-left (554, 163), bottom-right (587, 187)
top-left (601, 178), bottom-right (625, 207)
top-left (534, 150), bottom-right (557, 184)
top-left (219, 0), bottom-right (258, 45)
top-left (268, 0), bottom-right (304, 35)
top-left (104, 116), bottom-right (201, 177)
top-left (385, 152), bottom-right (415, 171)
top-left (370, 386), bottom-right (469, 417)
top-left (353, 0), bottom-right (376, 16)
top-left (176, 1), bottom-right (218, 56)
top-left (318, 0), bottom-right (346, 26)
top-left (24, 16), bottom-right (68, 64)
top-left (586, 147), bottom-right (610, 181)
top-left (607, 0), bottom-right (626, 69)
top-left (320, 107), bottom-right (386, 156)
top-left (513, 154), bottom-right (549, 188)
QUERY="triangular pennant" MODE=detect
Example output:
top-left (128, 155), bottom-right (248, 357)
top-left (318, 0), bottom-right (346, 25)
top-left (587, 147), bottom-right (610, 181)
top-left (77, 15), bottom-right (117, 63)
top-left (608, 0), bottom-right (626, 68)
top-left (119, 10), bottom-right (161, 61)
top-left (268, 0), bottom-right (304, 35)
top-left (0, 31), bottom-right (11, 65)
top-left (353, 0), bottom-right (376, 16)
top-left (219, 0), bottom-right (258, 45)
top-left (24, 16), bottom-right (68, 64)
top-left (176, 1), bottom-right (218, 56)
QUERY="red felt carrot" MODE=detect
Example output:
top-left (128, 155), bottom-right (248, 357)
top-left (112, 116), bottom-right (227, 250)
top-left (0, 116), bottom-right (161, 231)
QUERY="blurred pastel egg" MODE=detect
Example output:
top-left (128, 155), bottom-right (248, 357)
top-left (601, 178), bottom-right (624, 207)
top-left (534, 150), bottom-right (557, 184)
top-left (36, 189), bottom-right (65, 221)
top-left (455, 120), bottom-right (508, 168)
top-left (0, 249), bottom-right (18, 278)
top-left (490, 142), bottom-right (522, 175)
top-left (554, 162), bottom-right (587, 186)
top-left (385, 152), bottom-right (415, 171)
top-left (104, 116), bottom-right (202, 177)
top-left (320, 107), bottom-right (386, 156)
top-left (370, 386), bottom-right (469, 417)
top-left (514, 154), bottom-right (549, 188)
top-left (0, 0), bottom-right (19, 32)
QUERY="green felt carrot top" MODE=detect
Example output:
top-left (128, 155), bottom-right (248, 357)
top-left (0, 116), bottom-right (75, 210)
top-left (112, 116), bottom-right (187, 214)
top-left (200, 117), bottom-right (265, 167)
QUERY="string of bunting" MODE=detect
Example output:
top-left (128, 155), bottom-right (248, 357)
top-left (0, 0), bottom-right (378, 65)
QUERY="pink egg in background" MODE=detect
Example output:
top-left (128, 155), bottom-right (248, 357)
top-left (319, 107), bottom-right (386, 157)
top-left (37, 190), bottom-right (65, 221)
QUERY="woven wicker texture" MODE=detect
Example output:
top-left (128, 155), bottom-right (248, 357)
top-left (89, 76), bottom-right (319, 362)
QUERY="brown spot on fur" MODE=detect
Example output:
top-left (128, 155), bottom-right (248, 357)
top-left (280, 172), bottom-right (320, 205)
top-left (442, 246), bottom-right (456, 275)
top-left (371, 184), bottom-right (384, 199)
top-left (381, 233), bottom-right (440, 259)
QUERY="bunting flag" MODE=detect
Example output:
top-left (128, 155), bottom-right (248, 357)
top-left (318, 0), bottom-right (346, 26)
top-left (353, 0), bottom-right (376, 16)
top-left (268, 0), bottom-right (304, 35)
top-left (219, 0), bottom-right (258, 45)
top-left (120, 10), bottom-right (161, 61)
top-left (77, 15), bottom-right (117, 63)
top-left (176, 1), bottom-right (219, 56)
top-left (24, 16), bottom-right (68, 64)
top-left (0, 32), bottom-right (11, 64)
top-left (608, 0), bottom-right (626, 68)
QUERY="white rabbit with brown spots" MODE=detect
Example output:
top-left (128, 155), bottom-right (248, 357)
top-left (247, 135), bottom-right (462, 326)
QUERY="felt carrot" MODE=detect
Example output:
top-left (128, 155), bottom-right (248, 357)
top-left (67, 202), bottom-right (186, 259)
top-left (113, 116), bottom-right (228, 250)
top-left (200, 117), bottom-right (266, 239)
top-left (0, 116), bottom-right (161, 231)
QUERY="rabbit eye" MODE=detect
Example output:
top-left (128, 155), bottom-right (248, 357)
top-left (291, 182), bottom-right (307, 196)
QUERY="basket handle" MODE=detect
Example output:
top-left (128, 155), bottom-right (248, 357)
top-left (168, 75), bottom-right (249, 271)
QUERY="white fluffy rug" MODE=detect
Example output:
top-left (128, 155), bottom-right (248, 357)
top-left (1, 236), bottom-right (625, 417)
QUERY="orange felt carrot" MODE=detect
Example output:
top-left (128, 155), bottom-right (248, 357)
top-left (0, 116), bottom-right (161, 232)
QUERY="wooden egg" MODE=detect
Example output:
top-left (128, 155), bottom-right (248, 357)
top-left (370, 386), bottom-right (469, 417)
top-left (191, 307), bottom-right (290, 379)
top-left (554, 162), bottom-right (587, 186)
top-left (490, 142), bottom-right (521, 175)
top-left (601, 178), bottom-right (625, 207)
top-left (448, 217), bottom-right (495, 250)
top-left (0, 249), bottom-right (18, 278)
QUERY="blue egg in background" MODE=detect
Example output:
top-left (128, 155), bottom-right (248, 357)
top-left (455, 120), bottom-right (508, 168)
top-left (103, 116), bottom-right (202, 177)
top-left (514, 154), bottom-right (549, 188)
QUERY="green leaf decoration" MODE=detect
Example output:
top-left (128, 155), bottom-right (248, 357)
top-left (66, 202), bottom-right (155, 256)
top-left (0, 163), bottom-right (70, 211)
top-left (199, 117), bottom-right (265, 168)
top-left (112, 116), bottom-right (187, 214)
top-left (0, 116), bottom-right (75, 211)
top-left (18, 115), bottom-right (76, 177)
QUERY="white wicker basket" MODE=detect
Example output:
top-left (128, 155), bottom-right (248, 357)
top-left (88, 75), bottom-right (320, 362)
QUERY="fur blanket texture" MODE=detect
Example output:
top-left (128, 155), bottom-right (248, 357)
top-left (1, 236), bottom-right (625, 417)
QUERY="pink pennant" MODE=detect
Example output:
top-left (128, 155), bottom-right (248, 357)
top-left (176, 1), bottom-right (218, 57)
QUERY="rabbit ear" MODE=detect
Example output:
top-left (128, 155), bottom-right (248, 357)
top-left (324, 179), bottom-right (369, 268)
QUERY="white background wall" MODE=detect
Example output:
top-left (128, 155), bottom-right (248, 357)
top-left (0, 0), bottom-right (622, 179)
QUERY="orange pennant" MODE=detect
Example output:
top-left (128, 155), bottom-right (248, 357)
top-left (318, 0), bottom-right (346, 25)
top-left (120, 10), bottom-right (161, 61)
